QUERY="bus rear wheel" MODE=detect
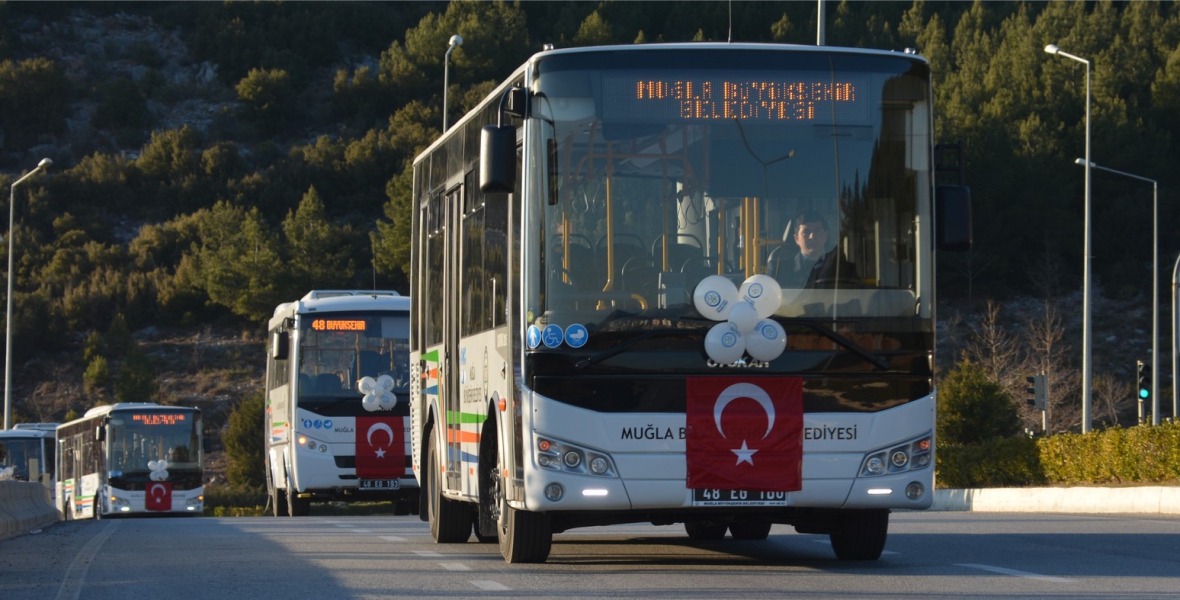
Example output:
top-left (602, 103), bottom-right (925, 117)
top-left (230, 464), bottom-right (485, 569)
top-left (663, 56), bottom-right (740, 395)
top-left (426, 428), bottom-right (470, 543)
top-left (729, 521), bottom-right (772, 540)
top-left (829, 509), bottom-right (889, 560)
top-left (684, 520), bottom-right (727, 540)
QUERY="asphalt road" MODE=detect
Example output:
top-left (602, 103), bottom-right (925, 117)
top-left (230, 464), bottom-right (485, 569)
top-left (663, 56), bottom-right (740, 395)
top-left (2, 511), bottom-right (1178, 599)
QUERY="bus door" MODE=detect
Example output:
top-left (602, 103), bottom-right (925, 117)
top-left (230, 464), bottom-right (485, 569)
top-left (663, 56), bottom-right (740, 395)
top-left (443, 183), bottom-right (464, 492)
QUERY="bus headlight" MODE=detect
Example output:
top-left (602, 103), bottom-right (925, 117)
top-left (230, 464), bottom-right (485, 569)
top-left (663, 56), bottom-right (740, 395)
top-left (535, 436), bottom-right (615, 477)
top-left (859, 434), bottom-right (932, 477)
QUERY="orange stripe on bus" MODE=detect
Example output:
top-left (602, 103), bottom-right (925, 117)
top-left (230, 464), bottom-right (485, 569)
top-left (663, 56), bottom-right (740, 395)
top-left (446, 428), bottom-right (481, 444)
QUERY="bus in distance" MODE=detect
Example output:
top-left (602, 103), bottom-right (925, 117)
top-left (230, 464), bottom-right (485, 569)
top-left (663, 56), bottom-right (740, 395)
top-left (409, 43), bottom-right (971, 563)
top-left (56, 403), bottom-right (204, 518)
top-left (0, 423), bottom-right (58, 487)
top-left (265, 290), bottom-right (417, 517)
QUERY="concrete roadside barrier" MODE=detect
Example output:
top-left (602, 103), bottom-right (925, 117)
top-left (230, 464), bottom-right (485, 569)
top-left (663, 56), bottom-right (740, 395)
top-left (933, 486), bottom-right (1180, 514)
top-left (0, 480), bottom-right (59, 541)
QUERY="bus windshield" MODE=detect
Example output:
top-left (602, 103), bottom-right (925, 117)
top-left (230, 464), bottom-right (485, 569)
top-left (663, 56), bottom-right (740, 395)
top-left (297, 311), bottom-right (411, 404)
top-left (0, 437), bottom-right (43, 481)
top-left (526, 50), bottom-right (930, 335)
top-left (107, 411), bottom-right (201, 480)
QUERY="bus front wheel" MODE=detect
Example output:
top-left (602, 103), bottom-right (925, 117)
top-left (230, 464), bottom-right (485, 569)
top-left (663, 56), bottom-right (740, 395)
top-left (496, 451), bottom-right (551, 563)
top-left (829, 509), bottom-right (889, 560)
top-left (286, 469), bottom-right (310, 517)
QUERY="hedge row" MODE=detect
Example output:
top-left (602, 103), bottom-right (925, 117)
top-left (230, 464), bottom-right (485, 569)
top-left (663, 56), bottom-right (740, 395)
top-left (937, 421), bottom-right (1180, 488)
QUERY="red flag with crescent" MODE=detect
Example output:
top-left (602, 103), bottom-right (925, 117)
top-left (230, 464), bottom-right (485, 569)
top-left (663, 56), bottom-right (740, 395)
top-left (356, 416), bottom-right (405, 479)
top-left (686, 377), bottom-right (803, 492)
top-left (145, 482), bottom-right (173, 511)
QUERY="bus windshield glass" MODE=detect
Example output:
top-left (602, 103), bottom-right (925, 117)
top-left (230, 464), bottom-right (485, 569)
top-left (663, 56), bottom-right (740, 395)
top-left (0, 437), bottom-right (42, 481)
top-left (297, 312), bottom-right (411, 403)
top-left (107, 411), bottom-right (201, 480)
top-left (527, 50), bottom-right (930, 334)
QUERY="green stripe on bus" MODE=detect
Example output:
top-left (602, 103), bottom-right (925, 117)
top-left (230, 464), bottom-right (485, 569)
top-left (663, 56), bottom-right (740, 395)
top-left (446, 411), bottom-right (486, 425)
top-left (423, 349), bottom-right (439, 362)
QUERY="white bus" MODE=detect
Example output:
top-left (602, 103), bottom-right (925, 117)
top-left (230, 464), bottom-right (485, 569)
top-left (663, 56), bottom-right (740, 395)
top-left (265, 290), bottom-right (417, 516)
top-left (0, 423), bottom-right (57, 487)
top-left (409, 43), bottom-right (971, 563)
top-left (56, 403), bottom-right (204, 518)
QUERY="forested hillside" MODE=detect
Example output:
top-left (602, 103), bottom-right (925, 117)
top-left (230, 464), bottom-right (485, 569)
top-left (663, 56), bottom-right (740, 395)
top-left (1, 1), bottom-right (1178, 445)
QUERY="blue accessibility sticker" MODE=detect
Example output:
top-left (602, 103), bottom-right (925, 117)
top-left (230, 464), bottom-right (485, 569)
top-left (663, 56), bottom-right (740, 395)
top-left (542, 324), bottom-right (564, 348)
top-left (527, 325), bottom-right (542, 349)
top-left (565, 324), bottom-right (588, 348)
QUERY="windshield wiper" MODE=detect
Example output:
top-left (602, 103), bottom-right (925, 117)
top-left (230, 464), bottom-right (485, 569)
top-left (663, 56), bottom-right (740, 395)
top-left (775, 317), bottom-right (891, 370)
top-left (575, 330), bottom-right (655, 370)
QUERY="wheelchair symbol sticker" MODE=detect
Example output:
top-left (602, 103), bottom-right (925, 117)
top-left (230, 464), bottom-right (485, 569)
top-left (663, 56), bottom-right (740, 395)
top-left (542, 324), bottom-right (564, 348)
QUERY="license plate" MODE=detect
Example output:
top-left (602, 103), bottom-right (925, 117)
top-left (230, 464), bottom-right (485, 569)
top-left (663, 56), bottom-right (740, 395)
top-left (692, 488), bottom-right (790, 506)
top-left (359, 479), bottom-right (399, 490)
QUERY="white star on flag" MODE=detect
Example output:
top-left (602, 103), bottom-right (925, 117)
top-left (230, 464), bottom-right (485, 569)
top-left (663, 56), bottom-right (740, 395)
top-left (732, 440), bottom-right (757, 465)
top-left (375, 448), bottom-right (386, 459)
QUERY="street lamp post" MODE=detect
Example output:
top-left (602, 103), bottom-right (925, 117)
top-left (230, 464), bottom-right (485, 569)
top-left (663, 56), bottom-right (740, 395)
top-left (1174, 255), bottom-right (1180, 422)
top-left (1076, 159), bottom-right (1159, 424)
top-left (442, 34), bottom-right (463, 132)
top-left (5, 157), bottom-right (52, 430)
top-left (1045, 43), bottom-right (1093, 433)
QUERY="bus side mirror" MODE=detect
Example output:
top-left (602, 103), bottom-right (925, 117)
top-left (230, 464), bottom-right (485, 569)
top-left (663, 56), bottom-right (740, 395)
top-left (936, 185), bottom-right (972, 251)
top-left (95, 426), bottom-right (105, 442)
top-left (271, 330), bottom-right (289, 360)
top-left (480, 124), bottom-right (516, 194)
top-left (203, 438), bottom-right (212, 454)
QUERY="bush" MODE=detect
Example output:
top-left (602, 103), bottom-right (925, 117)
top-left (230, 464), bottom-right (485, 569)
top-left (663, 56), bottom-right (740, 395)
top-left (936, 436), bottom-right (1046, 488)
top-left (223, 392), bottom-right (265, 488)
top-left (203, 483), bottom-right (266, 516)
top-left (937, 359), bottom-right (1021, 445)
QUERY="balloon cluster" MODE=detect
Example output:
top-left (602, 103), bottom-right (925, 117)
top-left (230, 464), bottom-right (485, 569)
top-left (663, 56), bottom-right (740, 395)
top-left (148, 460), bottom-right (169, 482)
top-left (693, 274), bottom-right (787, 364)
top-left (359, 375), bottom-right (397, 411)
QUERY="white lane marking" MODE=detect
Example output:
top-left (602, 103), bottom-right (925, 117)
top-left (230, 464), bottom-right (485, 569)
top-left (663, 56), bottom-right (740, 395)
top-left (56, 521), bottom-right (121, 600)
top-left (956, 563), bottom-right (1075, 583)
top-left (470, 580), bottom-right (511, 591)
top-left (413, 550), bottom-right (443, 557)
top-left (440, 562), bottom-right (471, 571)
top-left (380, 535), bottom-right (408, 542)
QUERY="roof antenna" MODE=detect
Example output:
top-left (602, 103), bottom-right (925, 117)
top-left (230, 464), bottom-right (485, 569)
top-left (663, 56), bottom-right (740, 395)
top-left (728, 0), bottom-right (733, 43)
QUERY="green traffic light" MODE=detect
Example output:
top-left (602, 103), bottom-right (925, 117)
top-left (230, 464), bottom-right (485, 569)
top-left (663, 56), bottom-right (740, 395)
top-left (1139, 388), bottom-right (1150, 399)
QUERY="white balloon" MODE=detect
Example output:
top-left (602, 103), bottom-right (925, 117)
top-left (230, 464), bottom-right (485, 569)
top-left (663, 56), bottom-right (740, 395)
top-left (740, 274), bottom-right (784, 319)
top-left (362, 394), bottom-right (380, 412)
top-left (745, 319), bottom-right (787, 362)
top-left (693, 275), bottom-right (738, 321)
top-left (727, 301), bottom-right (759, 333)
top-left (379, 392), bottom-right (396, 409)
top-left (358, 376), bottom-right (377, 394)
top-left (377, 374), bottom-right (395, 391)
top-left (148, 460), bottom-right (159, 471)
top-left (704, 322), bottom-right (746, 364)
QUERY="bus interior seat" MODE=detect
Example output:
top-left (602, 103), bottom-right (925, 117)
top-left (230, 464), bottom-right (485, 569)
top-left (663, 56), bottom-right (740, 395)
top-left (621, 257), bottom-right (658, 305)
top-left (313, 373), bottom-right (343, 393)
top-left (650, 235), bottom-right (704, 272)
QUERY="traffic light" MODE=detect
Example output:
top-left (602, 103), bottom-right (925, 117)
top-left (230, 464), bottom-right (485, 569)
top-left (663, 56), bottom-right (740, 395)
top-left (1026, 374), bottom-right (1046, 410)
top-left (1137, 360), bottom-right (1151, 401)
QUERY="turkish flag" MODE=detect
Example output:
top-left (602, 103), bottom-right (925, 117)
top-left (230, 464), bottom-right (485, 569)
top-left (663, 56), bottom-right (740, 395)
top-left (356, 416), bottom-right (406, 479)
top-left (145, 482), bottom-right (173, 511)
top-left (686, 377), bottom-right (803, 492)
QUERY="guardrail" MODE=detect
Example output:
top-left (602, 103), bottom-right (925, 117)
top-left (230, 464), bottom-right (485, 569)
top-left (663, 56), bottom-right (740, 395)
top-left (0, 480), bottom-right (59, 541)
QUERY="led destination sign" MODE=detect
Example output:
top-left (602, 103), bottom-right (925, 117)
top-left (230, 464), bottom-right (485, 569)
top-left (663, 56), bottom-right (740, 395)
top-left (311, 319), bottom-right (367, 332)
top-left (131, 413), bottom-right (187, 426)
top-left (603, 75), bottom-right (867, 122)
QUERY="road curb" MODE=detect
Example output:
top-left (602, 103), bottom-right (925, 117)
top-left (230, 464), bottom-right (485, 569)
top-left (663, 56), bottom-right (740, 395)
top-left (932, 486), bottom-right (1180, 514)
top-left (0, 480), bottom-right (59, 541)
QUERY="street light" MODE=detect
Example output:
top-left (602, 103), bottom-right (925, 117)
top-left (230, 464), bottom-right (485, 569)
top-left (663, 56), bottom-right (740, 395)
top-left (442, 34), bottom-right (463, 132)
top-left (1045, 43), bottom-right (1093, 433)
top-left (1075, 159), bottom-right (1159, 425)
top-left (5, 157), bottom-right (52, 430)
top-left (1174, 254), bottom-right (1180, 422)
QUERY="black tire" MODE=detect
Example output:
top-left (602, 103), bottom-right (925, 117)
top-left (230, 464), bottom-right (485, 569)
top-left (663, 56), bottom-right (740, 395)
top-left (829, 509), bottom-right (889, 560)
top-left (496, 446), bottom-right (551, 563)
top-left (392, 500), bottom-right (410, 516)
top-left (729, 521), bottom-right (772, 540)
top-left (272, 486), bottom-right (289, 517)
top-left (426, 429), bottom-right (471, 543)
top-left (286, 469), bottom-right (310, 517)
top-left (684, 520), bottom-right (728, 541)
